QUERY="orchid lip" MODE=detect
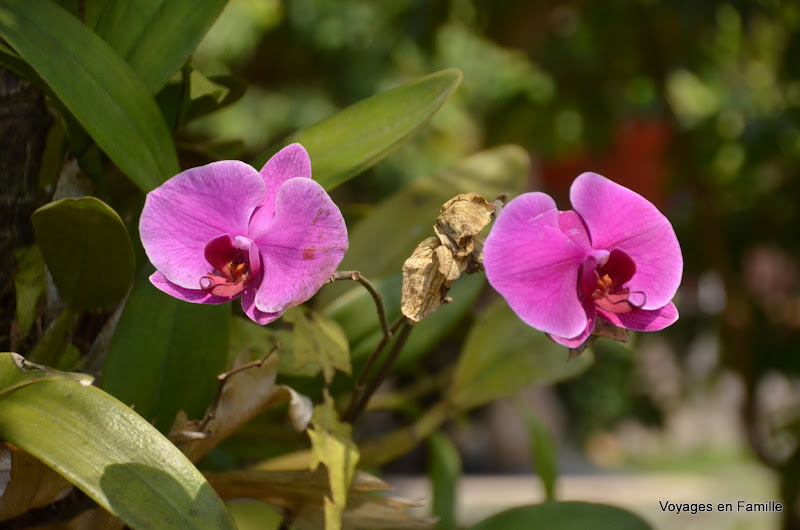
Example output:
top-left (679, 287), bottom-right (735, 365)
top-left (581, 248), bottom-right (646, 314)
top-left (200, 234), bottom-right (261, 297)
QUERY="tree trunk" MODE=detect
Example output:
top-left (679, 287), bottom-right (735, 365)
top-left (0, 67), bottom-right (52, 351)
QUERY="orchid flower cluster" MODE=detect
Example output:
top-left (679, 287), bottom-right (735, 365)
top-left (140, 147), bottom-right (681, 350)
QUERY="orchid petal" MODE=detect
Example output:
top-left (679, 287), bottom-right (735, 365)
top-left (484, 192), bottom-right (590, 339)
top-left (240, 271), bottom-right (283, 325)
top-left (550, 299), bottom-right (597, 347)
top-left (140, 161), bottom-right (265, 289)
top-left (558, 210), bottom-right (591, 248)
top-left (150, 272), bottom-right (234, 305)
top-left (570, 172), bottom-right (682, 309)
top-left (234, 236), bottom-right (261, 278)
top-left (252, 178), bottom-right (348, 313)
top-left (204, 234), bottom-right (237, 272)
top-left (597, 301), bottom-right (679, 331)
top-left (249, 143), bottom-right (312, 232)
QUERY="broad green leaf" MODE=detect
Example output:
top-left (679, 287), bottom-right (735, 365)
top-left (13, 246), bottom-right (45, 339)
top-left (32, 197), bottom-right (134, 311)
top-left (253, 69), bottom-right (463, 190)
top-left (93, 0), bottom-right (227, 93)
top-left (101, 270), bottom-right (229, 433)
top-left (0, 352), bottom-right (235, 529)
top-left (308, 393), bottom-right (359, 530)
top-left (282, 307), bottom-right (351, 384)
top-left (428, 433), bottom-right (461, 530)
top-left (449, 299), bottom-right (594, 411)
top-left (520, 405), bottom-right (558, 501)
top-left (469, 502), bottom-right (652, 530)
top-left (0, 0), bottom-right (179, 191)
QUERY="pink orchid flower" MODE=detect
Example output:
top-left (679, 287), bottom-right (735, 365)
top-left (139, 143), bottom-right (348, 325)
top-left (484, 172), bottom-right (682, 347)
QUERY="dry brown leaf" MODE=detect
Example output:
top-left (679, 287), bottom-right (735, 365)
top-left (402, 194), bottom-right (495, 322)
top-left (567, 319), bottom-right (630, 360)
top-left (401, 237), bottom-right (450, 322)
top-left (434, 192), bottom-right (494, 257)
top-left (0, 443), bottom-right (72, 520)
top-left (205, 468), bottom-right (434, 530)
top-left (169, 352), bottom-right (313, 463)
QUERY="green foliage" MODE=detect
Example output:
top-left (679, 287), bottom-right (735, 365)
top-left (469, 502), bottom-right (652, 530)
top-left (101, 272), bottom-right (229, 433)
top-left (308, 393), bottom-right (359, 530)
top-left (92, 0), bottom-right (227, 93)
top-left (0, 353), bottom-right (235, 528)
top-left (520, 404), bottom-right (559, 502)
top-left (428, 432), bottom-right (462, 530)
top-left (32, 197), bottom-right (134, 311)
top-left (449, 299), bottom-right (594, 411)
top-left (253, 69), bottom-right (463, 191)
top-left (282, 307), bottom-right (351, 384)
top-left (0, 0), bottom-right (179, 191)
top-left (13, 246), bottom-right (45, 340)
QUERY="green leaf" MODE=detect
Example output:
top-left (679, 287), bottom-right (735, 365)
top-left (93, 0), bottom-right (227, 93)
top-left (0, 0), bottom-right (180, 191)
top-left (101, 270), bottom-right (230, 433)
top-left (0, 352), bottom-right (235, 529)
top-left (519, 404), bottom-right (558, 501)
top-left (13, 246), bottom-right (45, 339)
top-left (282, 307), bottom-right (351, 384)
top-left (307, 392), bottom-right (359, 530)
top-left (253, 69), bottom-right (463, 190)
top-left (449, 299), bottom-right (594, 411)
top-left (32, 197), bottom-right (134, 311)
top-left (157, 68), bottom-right (248, 132)
top-left (428, 433), bottom-right (461, 530)
top-left (469, 502), bottom-right (652, 530)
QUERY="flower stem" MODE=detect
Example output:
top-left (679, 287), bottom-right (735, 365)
top-left (344, 318), bottom-right (414, 423)
top-left (327, 270), bottom-right (392, 340)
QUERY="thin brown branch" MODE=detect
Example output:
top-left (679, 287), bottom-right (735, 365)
top-left (327, 270), bottom-right (392, 341)
top-left (345, 319), bottom-right (414, 423)
top-left (199, 343), bottom-right (280, 431)
top-left (344, 315), bottom-right (405, 421)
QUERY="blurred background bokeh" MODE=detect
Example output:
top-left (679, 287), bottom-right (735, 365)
top-left (181, 1), bottom-right (800, 528)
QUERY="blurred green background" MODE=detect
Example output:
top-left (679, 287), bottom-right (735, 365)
top-left (183, 1), bottom-right (800, 528)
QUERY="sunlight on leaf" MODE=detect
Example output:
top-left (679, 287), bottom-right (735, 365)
top-left (308, 392), bottom-right (360, 530)
top-left (206, 468), bottom-right (434, 530)
top-left (0, 353), bottom-right (235, 529)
